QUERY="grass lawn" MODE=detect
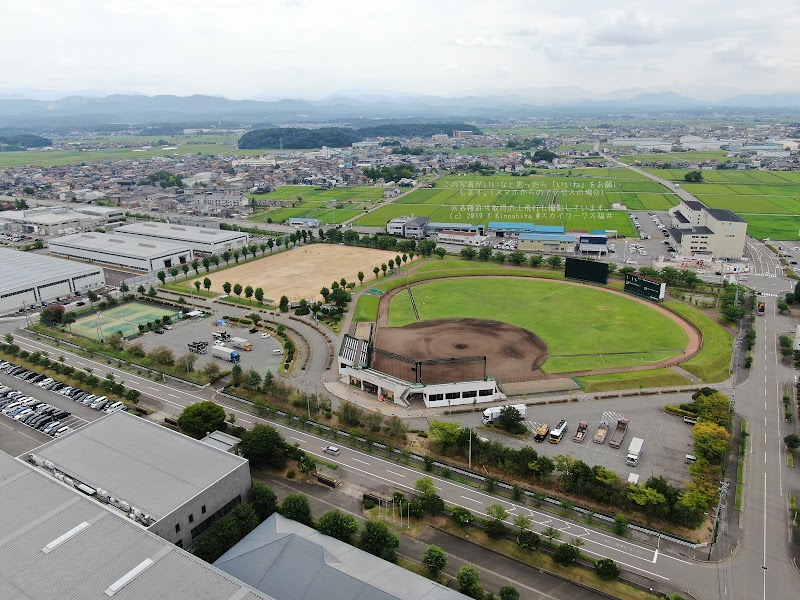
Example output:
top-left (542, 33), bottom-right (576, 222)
top-left (352, 294), bottom-right (381, 323)
top-left (741, 215), bottom-right (800, 241)
top-left (388, 278), bottom-right (688, 373)
top-left (663, 301), bottom-right (733, 382)
top-left (576, 369), bottom-right (690, 392)
top-left (71, 301), bottom-right (181, 340)
top-left (249, 185), bottom-right (384, 225)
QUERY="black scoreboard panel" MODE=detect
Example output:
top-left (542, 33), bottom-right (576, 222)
top-left (565, 258), bottom-right (609, 284)
top-left (624, 273), bottom-right (665, 301)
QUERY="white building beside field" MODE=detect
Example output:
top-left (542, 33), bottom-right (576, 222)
top-left (0, 248), bottom-right (105, 313)
top-left (49, 232), bottom-right (193, 273)
top-left (115, 221), bottom-right (249, 254)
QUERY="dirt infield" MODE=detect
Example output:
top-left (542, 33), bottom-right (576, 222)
top-left (372, 318), bottom-right (548, 384)
top-left (193, 245), bottom-right (400, 302)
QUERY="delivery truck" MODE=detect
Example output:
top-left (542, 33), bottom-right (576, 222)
top-left (482, 404), bottom-right (527, 424)
top-left (626, 437), bottom-right (644, 466)
top-left (229, 337), bottom-right (253, 351)
top-left (608, 417), bottom-right (630, 449)
top-left (211, 346), bottom-right (240, 363)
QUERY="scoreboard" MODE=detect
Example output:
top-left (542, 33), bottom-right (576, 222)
top-left (624, 273), bottom-right (666, 302)
top-left (565, 257), bottom-right (609, 284)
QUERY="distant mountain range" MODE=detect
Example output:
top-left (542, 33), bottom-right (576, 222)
top-left (0, 90), bottom-right (798, 128)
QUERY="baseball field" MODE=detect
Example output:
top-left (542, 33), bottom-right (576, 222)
top-left (381, 277), bottom-right (695, 374)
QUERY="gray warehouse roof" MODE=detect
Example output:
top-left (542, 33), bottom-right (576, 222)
top-left (706, 207), bottom-right (745, 223)
top-left (0, 452), bottom-right (272, 600)
top-left (0, 247), bottom-right (102, 291)
top-left (115, 222), bottom-right (248, 243)
top-left (32, 411), bottom-right (248, 519)
top-left (50, 232), bottom-right (191, 259)
top-left (214, 514), bottom-right (467, 600)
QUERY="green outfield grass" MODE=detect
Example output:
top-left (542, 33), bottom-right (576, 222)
top-left (576, 369), bottom-right (691, 392)
top-left (663, 300), bottom-right (732, 382)
top-left (387, 278), bottom-right (689, 373)
top-left (70, 301), bottom-right (181, 340)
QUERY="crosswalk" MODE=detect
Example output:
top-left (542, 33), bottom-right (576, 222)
top-left (601, 411), bottom-right (625, 423)
top-left (760, 293), bottom-right (778, 298)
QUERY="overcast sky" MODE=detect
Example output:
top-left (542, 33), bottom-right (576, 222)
top-left (3, 0), bottom-right (799, 100)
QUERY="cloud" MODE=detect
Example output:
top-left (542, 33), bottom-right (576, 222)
top-left (589, 12), bottom-right (663, 47)
top-left (713, 46), bottom-right (777, 71)
top-left (454, 36), bottom-right (510, 48)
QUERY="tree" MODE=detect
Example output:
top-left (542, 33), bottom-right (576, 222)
top-left (486, 504), bottom-right (508, 521)
top-left (595, 558), bottom-right (620, 580)
top-left (157, 271), bottom-right (166, 284)
top-left (497, 405), bottom-right (525, 433)
top-left (40, 304), bottom-right (65, 326)
top-left (254, 287), bottom-right (264, 304)
top-left (147, 345), bottom-right (174, 365)
top-left (784, 434), bottom-right (800, 450)
top-left (478, 245), bottom-right (493, 260)
top-left (318, 510), bottom-right (359, 544)
top-left (240, 424), bottom-right (287, 469)
top-left (693, 421), bottom-right (730, 463)
top-left (250, 481), bottom-right (278, 521)
top-left (542, 526), bottom-right (560, 544)
top-left (194, 280), bottom-right (201, 292)
top-left (191, 258), bottom-right (200, 275)
top-left (381, 263), bottom-right (388, 277)
top-left (233, 283), bottom-right (243, 297)
top-left (222, 281), bottom-right (232, 295)
top-left (147, 286), bottom-right (157, 298)
top-left (456, 564), bottom-right (482, 598)
top-left (508, 251), bottom-right (526, 265)
top-left (244, 285), bottom-right (254, 300)
top-left (359, 520), bottom-right (399, 562)
top-left (170, 267), bottom-right (180, 279)
top-left (546, 255), bottom-right (563, 269)
top-left (684, 170), bottom-right (703, 182)
top-left (203, 277), bottom-right (212, 291)
top-left (279, 295), bottom-right (289, 312)
top-left (357, 271), bottom-right (364, 284)
top-left (421, 545), bottom-right (447, 577)
top-left (202, 257), bottom-right (211, 272)
top-left (87, 289), bottom-right (99, 306)
top-left (415, 476), bottom-right (437, 498)
top-left (241, 245), bottom-right (249, 260)
top-left (552, 542), bottom-right (580, 566)
top-left (373, 266), bottom-right (380, 279)
top-left (280, 493), bottom-right (313, 526)
top-left (499, 586), bottom-right (520, 600)
top-left (778, 300), bottom-right (789, 314)
top-left (222, 250), bottom-right (231, 264)
top-left (177, 401), bottom-right (226, 438)
top-left (248, 312), bottom-right (261, 327)
top-left (434, 247), bottom-right (447, 259)
top-left (125, 388), bottom-right (140, 403)
top-left (176, 352), bottom-right (198, 373)
top-left (513, 514), bottom-right (531, 533)
top-left (516, 529), bottom-right (540, 550)
top-left (460, 247), bottom-right (477, 260)
top-left (451, 506), bottom-right (474, 528)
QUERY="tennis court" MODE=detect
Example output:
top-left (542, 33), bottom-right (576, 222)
top-left (71, 302), bottom-right (181, 340)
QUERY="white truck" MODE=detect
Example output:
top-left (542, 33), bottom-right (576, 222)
top-left (626, 437), bottom-right (644, 467)
top-left (211, 346), bottom-right (240, 363)
top-left (229, 337), bottom-right (253, 351)
top-left (482, 404), bottom-right (527, 424)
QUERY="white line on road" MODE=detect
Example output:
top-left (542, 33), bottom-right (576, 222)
top-left (168, 393), bottom-right (179, 398)
top-left (351, 458), bottom-right (370, 465)
top-left (385, 470), bottom-right (405, 478)
top-left (461, 496), bottom-right (482, 504)
top-left (238, 418), bottom-right (252, 424)
top-left (148, 387), bottom-right (159, 392)
top-left (291, 436), bottom-right (306, 444)
top-left (764, 452), bottom-right (767, 464)
top-left (660, 553), bottom-right (694, 565)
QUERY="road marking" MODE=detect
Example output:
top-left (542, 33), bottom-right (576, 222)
top-left (290, 436), bottom-right (306, 443)
top-left (653, 549), bottom-right (659, 563)
top-left (168, 393), bottom-right (179, 398)
top-left (238, 418), bottom-right (252, 424)
top-left (351, 458), bottom-right (370, 465)
top-left (764, 451), bottom-right (767, 464)
top-left (385, 470), bottom-right (405, 478)
top-left (660, 553), bottom-right (693, 565)
top-left (148, 387), bottom-right (159, 392)
top-left (764, 433), bottom-right (767, 444)
top-left (461, 496), bottom-right (482, 504)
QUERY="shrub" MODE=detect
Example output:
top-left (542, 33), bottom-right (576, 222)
top-left (552, 543), bottom-right (580, 566)
top-left (595, 558), bottom-right (620, 580)
top-left (485, 519), bottom-right (508, 540)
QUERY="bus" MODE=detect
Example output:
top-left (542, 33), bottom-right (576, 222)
top-left (549, 420), bottom-right (568, 444)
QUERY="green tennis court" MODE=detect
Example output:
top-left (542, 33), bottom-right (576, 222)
top-left (71, 302), bottom-right (181, 340)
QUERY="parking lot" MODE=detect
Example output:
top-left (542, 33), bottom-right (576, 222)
top-left (133, 312), bottom-right (286, 375)
top-left (625, 211), bottom-right (676, 264)
top-left (442, 391), bottom-right (698, 486)
top-left (0, 369), bottom-right (101, 456)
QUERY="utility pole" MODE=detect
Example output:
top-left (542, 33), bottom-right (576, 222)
top-left (707, 480), bottom-right (730, 560)
top-left (468, 428), bottom-right (472, 469)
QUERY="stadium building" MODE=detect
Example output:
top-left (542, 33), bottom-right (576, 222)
top-left (337, 333), bottom-right (504, 408)
top-left (0, 248), bottom-right (105, 313)
top-left (29, 410), bottom-right (251, 550)
top-left (0, 451), bottom-right (273, 600)
top-left (115, 221), bottom-right (249, 254)
top-left (49, 232), bottom-right (194, 272)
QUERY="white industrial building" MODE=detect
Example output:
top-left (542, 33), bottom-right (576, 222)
top-left (30, 410), bottom-right (252, 550)
top-left (0, 248), bottom-right (105, 313)
top-left (115, 221), bottom-right (249, 254)
top-left (435, 230), bottom-right (484, 246)
top-left (0, 206), bottom-right (102, 235)
top-left (668, 199), bottom-right (747, 259)
top-left (0, 451), bottom-right (274, 600)
top-left (49, 232), bottom-right (194, 272)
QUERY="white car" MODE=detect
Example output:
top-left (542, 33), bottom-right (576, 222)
top-left (261, 332), bottom-right (271, 339)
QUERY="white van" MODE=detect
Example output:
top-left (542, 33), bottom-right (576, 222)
top-left (272, 349), bottom-right (284, 355)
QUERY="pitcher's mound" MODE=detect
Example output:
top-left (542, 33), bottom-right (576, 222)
top-left (373, 318), bottom-right (548, 383)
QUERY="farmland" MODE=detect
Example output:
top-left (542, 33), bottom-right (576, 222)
top-left (352, 171), bottom-right (679, 234)
top-left (642, 168), bottom-right (800, 239)
top-left (250, 185), bottom-right (385, 225)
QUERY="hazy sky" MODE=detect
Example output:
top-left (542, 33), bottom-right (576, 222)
top-left (3, 0), bottom-right (799, 100)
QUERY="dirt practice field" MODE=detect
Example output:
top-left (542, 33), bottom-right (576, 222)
top-left (193, 245), bottom-right (401, 302)
top-left (372, 318), bottom-right (547, 384)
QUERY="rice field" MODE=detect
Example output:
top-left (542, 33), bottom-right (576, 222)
top-left (250, 186), bottom-right (385, 224)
